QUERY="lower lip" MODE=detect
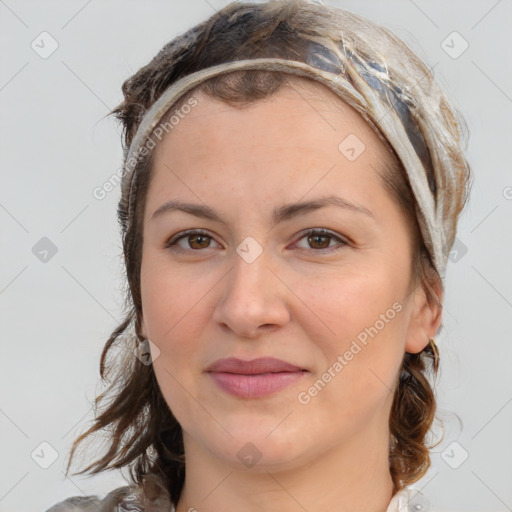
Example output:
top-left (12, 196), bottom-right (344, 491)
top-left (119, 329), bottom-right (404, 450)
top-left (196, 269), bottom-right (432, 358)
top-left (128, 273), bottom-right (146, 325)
top-left (208, 371), bottom-right (306, 398)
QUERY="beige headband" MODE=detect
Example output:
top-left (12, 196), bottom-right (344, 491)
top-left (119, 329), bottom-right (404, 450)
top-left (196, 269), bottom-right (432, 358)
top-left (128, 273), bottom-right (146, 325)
top-left (121, 56), bottom-right (448, 284)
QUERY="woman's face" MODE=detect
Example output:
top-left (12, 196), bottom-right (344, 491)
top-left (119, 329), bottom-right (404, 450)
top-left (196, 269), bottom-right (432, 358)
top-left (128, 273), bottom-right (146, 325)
top-left (140, 77), bottom-right (439, 471)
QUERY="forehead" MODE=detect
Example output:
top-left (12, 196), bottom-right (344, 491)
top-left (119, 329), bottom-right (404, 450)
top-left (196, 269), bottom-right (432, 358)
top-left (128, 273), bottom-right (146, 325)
top-left (145, 75), bottom-right (397, 221)
top-left (153, 75), bottom-right (393, 165)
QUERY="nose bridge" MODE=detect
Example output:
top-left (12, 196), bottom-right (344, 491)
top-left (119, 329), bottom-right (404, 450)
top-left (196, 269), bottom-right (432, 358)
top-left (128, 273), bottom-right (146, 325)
top-left (229, 235), bottom-right (273, 303)
top-left (212, 235), bottom-right (289, 336)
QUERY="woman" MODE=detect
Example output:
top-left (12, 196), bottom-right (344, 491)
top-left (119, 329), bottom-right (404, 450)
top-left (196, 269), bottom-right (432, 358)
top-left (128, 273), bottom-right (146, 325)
top-left (46, 0), bottom-right (471, 510)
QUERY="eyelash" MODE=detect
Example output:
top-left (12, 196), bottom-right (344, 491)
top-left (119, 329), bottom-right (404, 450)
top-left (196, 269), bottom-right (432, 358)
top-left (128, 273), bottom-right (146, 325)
top-left (164, 228), bottom-right (348, 254)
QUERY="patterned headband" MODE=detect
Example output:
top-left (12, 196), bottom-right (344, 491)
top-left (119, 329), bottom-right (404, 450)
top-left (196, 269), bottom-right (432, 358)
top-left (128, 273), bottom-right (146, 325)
top-left (121, 43), bottom-right (448, 284)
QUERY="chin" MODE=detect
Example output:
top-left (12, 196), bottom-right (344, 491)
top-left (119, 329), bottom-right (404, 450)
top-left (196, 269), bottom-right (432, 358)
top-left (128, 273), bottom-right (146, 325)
top-left (195, 418), bottom-right (316, 471)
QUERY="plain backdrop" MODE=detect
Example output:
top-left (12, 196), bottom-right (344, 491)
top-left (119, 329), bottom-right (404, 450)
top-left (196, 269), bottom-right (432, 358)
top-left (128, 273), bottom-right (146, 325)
top-left (1, 1), bottom-right (511, 511)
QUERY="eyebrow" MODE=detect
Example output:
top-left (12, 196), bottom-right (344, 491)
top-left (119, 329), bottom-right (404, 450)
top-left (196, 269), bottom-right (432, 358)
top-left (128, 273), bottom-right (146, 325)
top-left (150, 194), bottom-right (374, 227)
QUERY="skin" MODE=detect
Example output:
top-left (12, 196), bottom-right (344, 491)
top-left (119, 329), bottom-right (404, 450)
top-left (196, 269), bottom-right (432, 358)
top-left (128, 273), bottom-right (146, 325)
top-left (140, 76), bottom-right (442, 512)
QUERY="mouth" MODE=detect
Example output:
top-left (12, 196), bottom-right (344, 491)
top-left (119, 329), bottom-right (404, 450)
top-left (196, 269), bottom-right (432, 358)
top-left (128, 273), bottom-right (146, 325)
top-left (205, 357), bottom-right (308, 398)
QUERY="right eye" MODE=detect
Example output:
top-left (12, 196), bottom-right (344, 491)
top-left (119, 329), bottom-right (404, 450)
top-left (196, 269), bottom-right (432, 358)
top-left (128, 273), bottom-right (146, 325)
top-left (164, 229), bottom-right (222, 252)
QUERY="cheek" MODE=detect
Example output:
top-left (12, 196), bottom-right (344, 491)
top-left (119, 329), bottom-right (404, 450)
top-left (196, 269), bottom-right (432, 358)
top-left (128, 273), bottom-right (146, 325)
top-left (140, 260), bottom-right (207, 424)
top-left (140, 262), bottom-right (210, 419)
top-left (296, 264), bottom-right (407, 341)
top-left (295, 275), bottom-right (404, 434)
top-left (295, 267), bottom-right (406, 395)
top-left (140, 254), bottom-right (206, 344)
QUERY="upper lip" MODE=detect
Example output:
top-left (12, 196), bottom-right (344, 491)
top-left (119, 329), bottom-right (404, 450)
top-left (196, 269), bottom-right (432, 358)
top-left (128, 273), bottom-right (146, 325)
top-left (205, 357), bottom-right (305, 374)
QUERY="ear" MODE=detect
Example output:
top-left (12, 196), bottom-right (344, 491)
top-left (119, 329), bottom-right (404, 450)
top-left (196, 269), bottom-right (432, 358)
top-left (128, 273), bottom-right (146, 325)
top-left (404, 274), bottom-right (443, 354)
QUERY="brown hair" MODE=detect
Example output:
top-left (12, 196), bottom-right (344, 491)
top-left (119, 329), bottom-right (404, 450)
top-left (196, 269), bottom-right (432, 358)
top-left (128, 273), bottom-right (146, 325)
top-left (65, 0), bottom-right (471, 504)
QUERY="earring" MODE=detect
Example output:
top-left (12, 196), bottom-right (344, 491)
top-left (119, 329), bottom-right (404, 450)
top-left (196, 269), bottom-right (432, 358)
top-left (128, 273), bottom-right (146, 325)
top-left (428, 337), bottom-right (439, 372)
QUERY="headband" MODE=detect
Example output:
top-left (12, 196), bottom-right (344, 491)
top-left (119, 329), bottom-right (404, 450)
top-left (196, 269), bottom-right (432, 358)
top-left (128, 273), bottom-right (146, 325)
top-left (121, 45), bottom-right (449, 284)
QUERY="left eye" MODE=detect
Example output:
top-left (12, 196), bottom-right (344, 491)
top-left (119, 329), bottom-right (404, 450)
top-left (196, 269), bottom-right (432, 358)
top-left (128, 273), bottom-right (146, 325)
top-left (164, 228), bottom-right (347, 253)
top-left (294, 228), bottom-right (347, 252)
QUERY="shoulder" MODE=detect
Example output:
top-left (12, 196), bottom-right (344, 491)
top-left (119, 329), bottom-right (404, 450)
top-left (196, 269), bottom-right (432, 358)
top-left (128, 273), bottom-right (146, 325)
top-left (45, 485), bottom-right (135, 512)
top-left (45, 474), bottom-right (174, 512)
top-left (387, 486), bottom-right (430, 512)
top-left (45, 494), bottom-right (103, 511)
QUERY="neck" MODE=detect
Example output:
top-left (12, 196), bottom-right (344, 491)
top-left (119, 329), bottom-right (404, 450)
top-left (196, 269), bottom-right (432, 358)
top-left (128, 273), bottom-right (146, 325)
top-left (175, 420), bottom-right (395, 512)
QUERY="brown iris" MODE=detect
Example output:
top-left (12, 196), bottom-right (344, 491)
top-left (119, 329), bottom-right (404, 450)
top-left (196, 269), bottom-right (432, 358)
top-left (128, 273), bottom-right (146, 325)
top-left (188, 234), bottom-right (211, 249)
top-left (307, 233), bottom-right (332, 249)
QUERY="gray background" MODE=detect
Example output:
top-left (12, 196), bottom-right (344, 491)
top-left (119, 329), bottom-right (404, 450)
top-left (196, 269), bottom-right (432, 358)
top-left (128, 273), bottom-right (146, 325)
top-left (1, 1), bottom-right (511, 511)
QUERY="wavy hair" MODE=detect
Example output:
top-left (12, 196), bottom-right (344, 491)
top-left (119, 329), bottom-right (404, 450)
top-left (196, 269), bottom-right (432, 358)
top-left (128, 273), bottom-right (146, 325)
top-left (65, 0), bottom-right (471, 504)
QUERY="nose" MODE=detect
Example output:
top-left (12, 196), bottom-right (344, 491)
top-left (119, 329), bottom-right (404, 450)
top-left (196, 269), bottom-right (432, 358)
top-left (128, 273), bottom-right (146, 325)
top-left (212, 245), bottom-right (290, 339)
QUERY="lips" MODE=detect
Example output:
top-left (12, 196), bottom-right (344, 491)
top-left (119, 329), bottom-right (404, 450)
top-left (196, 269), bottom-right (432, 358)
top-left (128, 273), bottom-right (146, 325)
top-left (205, 357), bottom-right (307, 398)
top-left (206, 357), bottom-right (304, 374)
